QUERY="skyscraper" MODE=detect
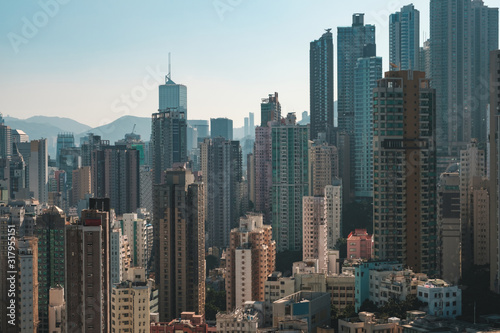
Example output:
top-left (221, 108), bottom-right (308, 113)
top-left (226, 214), bottom-right (275, 311)
top-left (389, 4), bottom-right (420, 71)
top-left (35, 206), bottom-right (66, 333)
top-left (210, 117), bottom-right (233, 140)
top-left (372, 70), bottom-right (437, 276)
top-left (56, 133), bottom-right (75, 168)
top-left (271, 113), bottom-right (309, 252)
top-left (302, 196), bottom-right (328, 272)
top-left (489, 49), bottom-right (500, 293)
top-left (308, 134), bottom-right (339, 196)
top-left (151, 109), bottom-right (187, 184)
top-left (430, 0), bottom-right (498, 168)
top-left (159, 74), bottom-right (187, 114)
top-left (26, 139), bottom-right (48, 204)
top-left (310, 29), bottom-right (334, 142)
top-left (254, 125), bottom-right (272, 223)
top-left (200, 138), bottom-right (242, 248)
top-left (353, 56), bottom-right (382, 199)
top-left (337, 14), bottom-right (376, 201)
top-left (18, 237), bottom-right (39, 332)
top-left (0, 113), bottom-right (11, 160)
top-left (153, 168), bottom-right (205, 321)
top-left (65, 209), bottom-right (110, 333)
top-left (261, 93), bottom-right (281, 126)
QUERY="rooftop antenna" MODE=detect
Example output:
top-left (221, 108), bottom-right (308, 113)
top-left (166, 52), bottom-right (171, 83)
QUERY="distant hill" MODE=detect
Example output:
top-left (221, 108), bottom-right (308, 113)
top-left (4, 116), bottom-right (93, 157)
top-left (76, 115), bottom-right (151, 145)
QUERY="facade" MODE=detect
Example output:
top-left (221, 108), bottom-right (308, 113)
top-left (56, 133), bottom-right (75, 168)
top-left (153, 168), bottom-right (205, 321)
top-left (437, 171), bottom-right (461, 285)
top-left (338, 312), bottom-right (399, 333)
top-left (23, 139), bottom-right (49, 204)
top-left (151, 312), bottom-right (212, 333)
top-left (347, 229), bottom-right (372, 260)
top-left (417, 280), bottom-right (462, 318)
top-left (430, 0), bottom-right (498, 167)
top-left (226, 214), bottom-right (276, 311)
top-left (34, 206), bottom-right (66, 333)
top-left (471, 177), bottom-right (489, 266)
top-left (120, 213), bottom-right (150, 268)
top-left (271, 114), bottom-right (309, 252)
top-left (261, 93), bottom-right (281, 126)
top-left (210, 118), bottom-right (233, 141)
top-left (18, 237), bottom-right (39, 333)
top-left (217, 302), bottom-right (265, 333)
top-left (273, 291), bottom-right (330, 333)
top-left (151, 109), bottom-right (187, 184)
top-left (48, 286), bottom-right (65, 333)
top-left (326, 274), bottom-right (356, 310)
top-left (308, 136), bottom-right (339, 196)
top-left (159, 76), bottom-right (187, 114)
top-left (0, 113), bottom-right (11, 159)
top-left (389, 4), bottom-right (420, 71)
top-left (200, 138), bottom-right (242, 249)
top-left (111, 267), bottom-right (150, 333)
top-left (337, 13), bottom-right (376, 201)
top-left (490, 50), bottom-right (500, 293)
top-left (354, 261), bottom-right (402, 311)
top-left (91, 147), bottom-right (140, 215)
top-left (325, 184), bottom-right (342, 249)
top-left (71, 166), bottom-right (91, 207)
top-left (460, 140), bottom-right (487, 271)
top-left (264, 272), bottom-right (295, 325)
top-left (302, 196), bottom-right (328, 273)
top-left (65, 209), bottom-right (110, 333)
top-left (310, 30), bottom-right (334, 142)
top-left (372, 71), bottom-right (437, 276)
top-left (254, 125), bottom-right (272, 223)
top-left (353, 56), bottom-right (382, 199)
top-left (369, 269), bottom-right (427, 307)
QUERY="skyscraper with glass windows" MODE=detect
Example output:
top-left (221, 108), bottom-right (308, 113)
top-left (389, 4), bottom-right (420, 71)
top-left (310, 29), bottom-right (334, 142)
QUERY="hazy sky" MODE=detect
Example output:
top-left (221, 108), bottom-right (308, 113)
top-left (0, 0), bottom-right (495, 128)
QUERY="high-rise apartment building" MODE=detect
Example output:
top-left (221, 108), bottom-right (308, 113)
top-left (302, 196), bottom-right (328, 273)
top-left (17, 139), bottom-right (49, 203)
top-left (271, 113), bottom-right (309, 252)
top-left (338, 14), bottom-right (376, 201)
top-left (459, 140), bottom-right (486, 271)
top-left (56, 133), bottom-right (75, 168)
top-left (200, 138), bottom-right (242, 249)
top-left (389, 4), bottom-right (420, 71)
top-left (372, 71), bottom-right (437, 275)
top-left (430, 0), bottom-right (498, 167)
top-left (420, 39), bottom-right (431, 77)
top-left (111, 267), bottom-right (150, 333)
top-left (226, 214), bottom-right (275, 311)
top-left (18, 237), bottom-right (39, 332)
top-left (0, 113), bottom-right (11, 160)
top-left (211, 118), bottom-right (233, 140)
top-left (120, 213), bottom-right (151, 268)
top-left (310, 30), bottom-right (334, 142)
top-left (261, 93), bottom-right (281, 126)
top-left (254, 125), bottom-right (272, 223)
top-left (489, 49), bottom-right (500, 293)
top-left (80, 133), bottom-right (102, 168)
top-left (308, 134), bottom-right (339, 196)
top-left (48, 286), bottom-right (65, 333)
top-left (437, 170), bottom-right (461, 285)
top-left (151, 109), bottom-right (187, 184)
top-left (35, 206), bottom-right (66, 333)
top-left (153, 168), bottom-right (205, 321)
top-left (354, 56), bottom-right (382, 199)
top-left (71, 166), bottom-right (91, 206)
top-left (91, 147), bottom-right (140, 215)
top-left (65, 209), bottom-right (110, 333)
top-left (325, 184), bottom-right (342, 249)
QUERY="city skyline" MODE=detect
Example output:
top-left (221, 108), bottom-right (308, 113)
top-left (0, 0), bottom-right (449, 128)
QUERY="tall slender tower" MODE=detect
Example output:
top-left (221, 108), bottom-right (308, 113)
top-left (389, 4), bottom-right (420, 71)
top-left (353, 56), bottom-right (382, 199)
top-left (337, 14), bottom-right (376, 202)
top-left (310, 29), bottom-right (334, 142)
top-left (489, 49), bottom-right (500, 293)
top-left (372, 70), bottom-right (437, 275)
top-left (153, 168), bottom-right (205, 321)
top-left (271, 113), bottom-right (309, 252)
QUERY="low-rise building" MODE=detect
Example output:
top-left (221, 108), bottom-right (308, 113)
top-left (347, 229), bottom-right (372, 260)
top-left (151, 312), bottom-right (215, 333)
top-left (326, 274), bottom-right (355, 310)
top-left (273, 291), bottom-right (330, 333)
top-left (264, 272), bottom-right (295, 326)
top-left (48, 286), bottom-right (65, 333)
top-left (338, 312), bottom-right (399, 333)
top-left (369, 270), bottom-right (427, 307)
top-left (417, 279), bottom-right (461, 318)
top-left (217, 301), bottom-right (265, 333)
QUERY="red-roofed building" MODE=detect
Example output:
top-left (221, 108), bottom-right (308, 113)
top-left (151, 312), bottom-right (216, 333)
top-left (347, 229), bottom-right (372, 259)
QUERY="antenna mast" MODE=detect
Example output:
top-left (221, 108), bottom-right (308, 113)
top-left (166, 52), bottom-right (171, 83)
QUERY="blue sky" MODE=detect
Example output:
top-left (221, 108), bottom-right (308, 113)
top-left (0, 0), bottom-right (494, 128)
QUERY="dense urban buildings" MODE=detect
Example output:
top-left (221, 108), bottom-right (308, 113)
top-left (372, 70), bottom-right (437, 276)
top-left (153, 168), bottom-right (205, 321)
top-left (309, 29), bottom-right (334, 142)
